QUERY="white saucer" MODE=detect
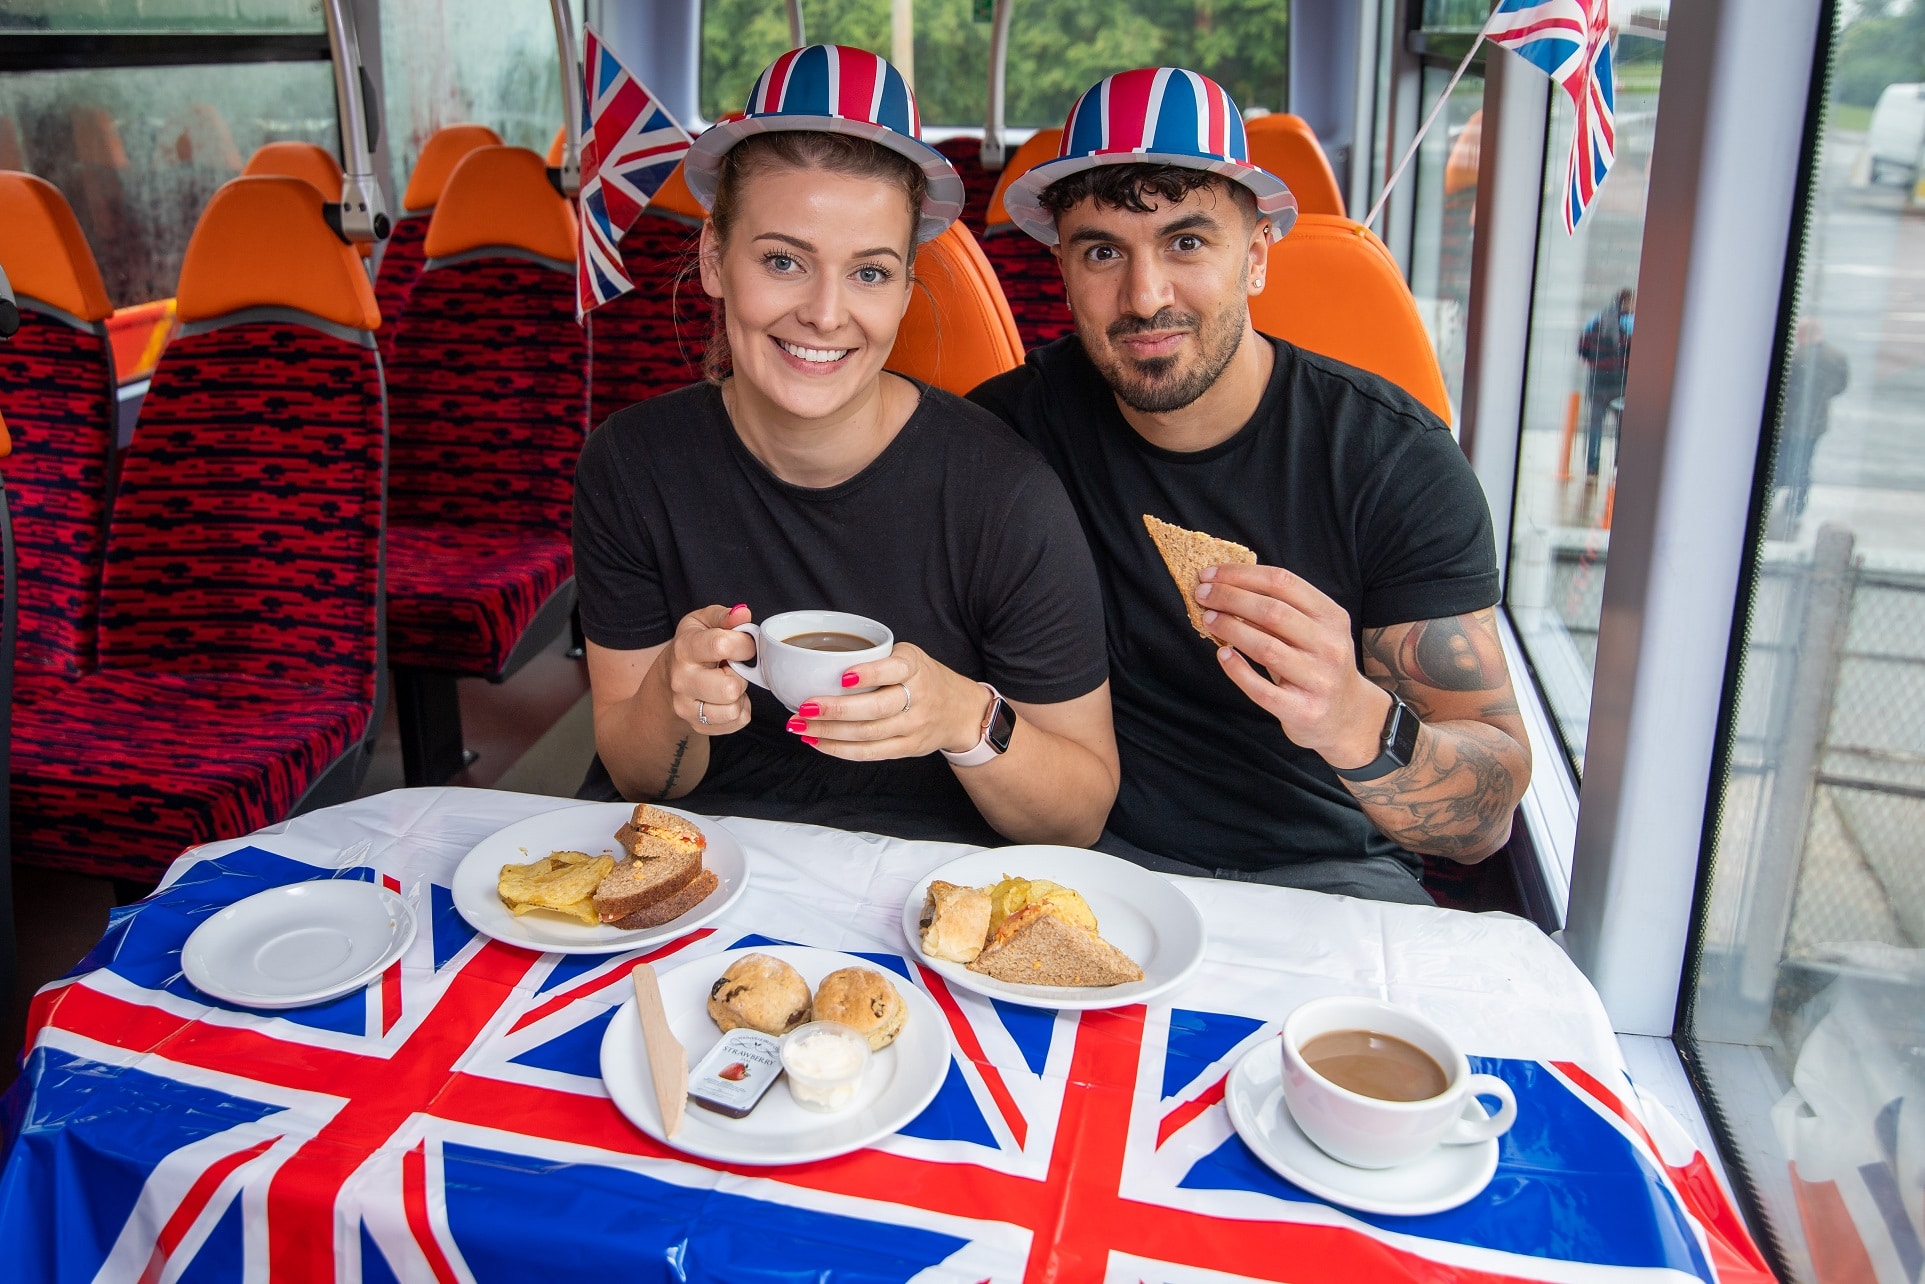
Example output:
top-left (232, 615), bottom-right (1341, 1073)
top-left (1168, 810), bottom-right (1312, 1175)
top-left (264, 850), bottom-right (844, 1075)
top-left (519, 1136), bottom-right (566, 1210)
top-left (451, 803), bottom-right (749, 955)
top-left (1223, 1041), bottom-right (1499, 1216)
top-left (182, 880), bottom-right (415, 1010)
top-left (601, 945), bottom-right (952, 1165)
top-left (900, 846), bottom-right (1206, 1010)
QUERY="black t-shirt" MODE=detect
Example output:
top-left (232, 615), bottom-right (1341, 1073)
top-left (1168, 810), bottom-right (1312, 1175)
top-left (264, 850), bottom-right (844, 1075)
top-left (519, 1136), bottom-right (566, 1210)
top-left (572, 378), bottom-right (1109, 844)
top-left (969, 336), bottom-right (1499, 896)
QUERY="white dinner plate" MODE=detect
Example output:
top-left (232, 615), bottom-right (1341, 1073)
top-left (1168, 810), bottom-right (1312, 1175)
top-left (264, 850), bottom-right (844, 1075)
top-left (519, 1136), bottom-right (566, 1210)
top-left (900, 845), bottom-right (1207, 1011)
top-left (451, 803), bottom-right (749, 955)
top-left (1223, 1041), bottom-right (1500, 1217)
top-left (182, 880), bottom-right (415, 1010)
top-left (601, 945), bottom-right (952, 1165)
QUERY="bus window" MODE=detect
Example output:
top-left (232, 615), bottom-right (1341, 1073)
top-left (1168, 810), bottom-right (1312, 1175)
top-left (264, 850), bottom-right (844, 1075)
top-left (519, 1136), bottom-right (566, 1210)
top-left (1688, 4), bottom-right (1925, 1274)
top-left (1505, 5), bottom-right (1668, 773)
top-left (699, 0), bottom-right (1288, 130)
top-left (380, 0), bottom-right (563, 203)
top-left (0, 63), bottom-right (337, 306)
top-left (0, 0), bottom-right (320, 32)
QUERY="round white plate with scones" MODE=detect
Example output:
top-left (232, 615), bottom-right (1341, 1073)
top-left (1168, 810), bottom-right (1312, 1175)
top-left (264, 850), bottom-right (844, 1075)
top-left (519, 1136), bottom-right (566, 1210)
top-left (901, 845), bottom-right (1207, 1011)
top-left (451, 803), bottom-right (748, 955)
top-left (601, 945), bottom-right (951, 1165)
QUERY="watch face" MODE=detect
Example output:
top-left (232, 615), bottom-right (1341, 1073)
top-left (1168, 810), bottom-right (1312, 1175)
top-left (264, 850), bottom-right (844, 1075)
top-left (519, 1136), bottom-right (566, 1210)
top-left (986, 699), bottom-right (1017, 754)
top-left (1388, 698), bottom-right (1421, 766)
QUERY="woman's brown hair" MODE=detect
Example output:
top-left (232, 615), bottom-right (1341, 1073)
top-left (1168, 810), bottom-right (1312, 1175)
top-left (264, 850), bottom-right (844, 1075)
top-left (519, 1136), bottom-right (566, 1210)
top-left (698, 131), bottom-right (928, 383)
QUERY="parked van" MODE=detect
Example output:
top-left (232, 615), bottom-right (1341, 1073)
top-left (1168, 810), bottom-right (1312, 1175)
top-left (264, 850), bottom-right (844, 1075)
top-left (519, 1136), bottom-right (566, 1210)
top-left (1866, 81), bottom-right (1925, 184)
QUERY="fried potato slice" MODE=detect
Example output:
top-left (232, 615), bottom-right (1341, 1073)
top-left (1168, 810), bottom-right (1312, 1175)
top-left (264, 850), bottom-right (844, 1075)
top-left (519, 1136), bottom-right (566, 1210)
top-left (985, 876), bottom-right (1099, 937)
top-left (499, 851), bottom-right (615, 923)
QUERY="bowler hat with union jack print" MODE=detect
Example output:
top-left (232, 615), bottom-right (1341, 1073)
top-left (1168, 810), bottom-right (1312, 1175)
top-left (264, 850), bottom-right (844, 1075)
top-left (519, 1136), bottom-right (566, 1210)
top-left (1004, 67), bottom-right (1298, 246)
top-left (685, 44), bottom-right (965, 243)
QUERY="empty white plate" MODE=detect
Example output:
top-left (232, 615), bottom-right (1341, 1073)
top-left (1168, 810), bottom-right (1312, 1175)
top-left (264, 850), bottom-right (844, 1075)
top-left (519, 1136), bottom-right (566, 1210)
top-left (1223, 1040), bottom-right (1500, 1217)
top-left (182, 880), bottom-right (415, 1010)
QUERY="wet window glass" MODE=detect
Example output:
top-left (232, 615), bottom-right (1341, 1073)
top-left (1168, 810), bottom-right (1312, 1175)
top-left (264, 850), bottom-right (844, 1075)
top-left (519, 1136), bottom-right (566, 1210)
top-left (0, 61), bottom-right (338, 305)
top-left (1686, 5), bottom-right (1925, 1278)
top-left (700, 0), bottom-right (1289, 128)
top-left (1505, 6), bottom-right (1668, 772)
top-left (380, 0), bottom-right (563, 201)
top-left (0, 0), bottom-right (322, 33)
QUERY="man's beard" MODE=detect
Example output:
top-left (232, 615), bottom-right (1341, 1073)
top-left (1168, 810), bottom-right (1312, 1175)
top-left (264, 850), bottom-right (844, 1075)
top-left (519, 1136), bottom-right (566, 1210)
top-left (1082, 294), bottom-right (1248, 415)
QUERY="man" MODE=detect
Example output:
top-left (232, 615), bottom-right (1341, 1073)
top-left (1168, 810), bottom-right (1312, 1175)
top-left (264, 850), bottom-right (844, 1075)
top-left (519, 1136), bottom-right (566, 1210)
top-left (1775, 317), bottom-right (1848, 530)
top-left (1577, 289), bottom-right (1634, 477)
top-left (968, 68), bottom-right (1530, 905)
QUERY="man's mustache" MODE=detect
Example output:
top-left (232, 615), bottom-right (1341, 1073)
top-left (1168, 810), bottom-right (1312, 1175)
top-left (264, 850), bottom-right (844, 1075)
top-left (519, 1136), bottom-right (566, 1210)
top-left (1107, 308), bottom-right (1201, 342)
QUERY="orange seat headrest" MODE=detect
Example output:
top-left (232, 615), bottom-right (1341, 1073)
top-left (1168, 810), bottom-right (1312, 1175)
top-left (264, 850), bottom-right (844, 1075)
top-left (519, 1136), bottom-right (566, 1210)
top-left (985, 129), bottom-right (1063, 231)
top-left (547, 124), bottom-right (567, 168)
top-left (1249, 214), bottom-right (1451, 423)
top-left (175, 176), bottom-right (380, 331)
top-left (423, 146), bottom-right (577, 263)
top-left (888, 222), bottom-right (1023, 395)
top-left (243, 141), bottom-right (343, 198)
top-left (1246, 114), bottom-right (1346, 219)
top-left (402, 124), bottom-right (504, 213)
top-left (0, 170), bottom-right (113, 322)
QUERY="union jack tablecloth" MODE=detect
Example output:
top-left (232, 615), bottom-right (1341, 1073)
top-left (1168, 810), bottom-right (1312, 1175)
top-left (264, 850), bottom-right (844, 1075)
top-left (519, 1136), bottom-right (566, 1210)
top-left (0, 788), bottom-right (1773, 1283)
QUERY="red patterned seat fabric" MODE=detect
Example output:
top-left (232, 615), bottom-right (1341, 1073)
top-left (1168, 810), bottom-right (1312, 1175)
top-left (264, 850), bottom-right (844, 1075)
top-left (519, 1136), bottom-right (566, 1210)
top-left (984, 233), bottom-right (1074, 352)
top-left (384, 255), bottom-right (584, 676)
top-left (10, 671), bottom-right (371, 882)
top-left (385, 525), bottom-right (573, 674)
top-left (0, 308), bottom-right (115, 683)
top-left (373, 215), bottom-right (428, 358)
top-left (10, 322), bottom-right (386, 881)
top-left (590, 216), bottom-right (710, 427)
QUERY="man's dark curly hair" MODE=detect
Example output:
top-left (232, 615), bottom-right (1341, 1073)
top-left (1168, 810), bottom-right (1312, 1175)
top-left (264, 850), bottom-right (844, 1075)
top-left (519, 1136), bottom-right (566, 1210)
top-left (1036, 162), bottom-right (1257, 223)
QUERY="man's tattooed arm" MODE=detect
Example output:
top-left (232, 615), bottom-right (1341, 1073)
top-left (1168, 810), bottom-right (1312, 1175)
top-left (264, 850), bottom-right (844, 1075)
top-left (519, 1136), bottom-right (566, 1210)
top-left (1350, 609), bottom-right (1531, 862)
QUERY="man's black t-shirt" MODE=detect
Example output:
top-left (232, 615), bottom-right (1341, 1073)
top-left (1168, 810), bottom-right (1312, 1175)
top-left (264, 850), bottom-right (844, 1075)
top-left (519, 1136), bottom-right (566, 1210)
top-left (572, 378), bottom-right (1109, 845)
top-left (969, 336), bottom-right (1499, 899)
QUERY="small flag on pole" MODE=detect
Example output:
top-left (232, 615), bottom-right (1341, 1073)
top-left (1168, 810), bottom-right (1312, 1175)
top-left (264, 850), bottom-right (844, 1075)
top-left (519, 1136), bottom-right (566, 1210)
top-left (576, 24), bottom-right (693, 321)
top-left (1486, 0), bottom-right (1617, 232)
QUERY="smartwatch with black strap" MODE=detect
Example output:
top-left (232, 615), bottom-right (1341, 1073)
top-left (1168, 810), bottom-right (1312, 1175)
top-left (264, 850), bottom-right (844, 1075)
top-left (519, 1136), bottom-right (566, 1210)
top-left (1330, 694), bottom-right (1421, 783)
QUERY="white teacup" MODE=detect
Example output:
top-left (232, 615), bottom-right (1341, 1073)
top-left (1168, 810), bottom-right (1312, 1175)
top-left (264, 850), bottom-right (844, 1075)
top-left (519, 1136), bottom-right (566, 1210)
top-left (1279, 996), bottom-right (1517, 1170)
top-left (727, 611), bottom-right (893, 713)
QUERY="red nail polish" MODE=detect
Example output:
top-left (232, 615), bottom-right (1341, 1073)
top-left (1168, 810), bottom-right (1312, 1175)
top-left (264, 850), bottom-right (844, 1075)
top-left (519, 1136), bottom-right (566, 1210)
top-left (732, 603), bottom-right (749, 613)
top-left (786, 717), bottom-right (808, 733)
top-left (798, 702), bottom-right (821, 718)
top-left (800, 735), bottom-right (818, 747)
top-left (841, 672), bottom-right (860, 688)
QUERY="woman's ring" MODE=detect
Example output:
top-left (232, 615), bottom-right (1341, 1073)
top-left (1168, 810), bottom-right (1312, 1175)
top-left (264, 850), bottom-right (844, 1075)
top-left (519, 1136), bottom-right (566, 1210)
top-left (697, 700), bottom-right (709, 725)
top-left (900, 685), bottom-right (912, 714)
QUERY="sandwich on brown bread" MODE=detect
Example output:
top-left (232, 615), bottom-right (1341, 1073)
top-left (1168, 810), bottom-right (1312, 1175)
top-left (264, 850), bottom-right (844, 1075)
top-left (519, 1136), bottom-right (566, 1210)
top-left (1142, 513), bottom-right (1258, 642)
top-left (593, 846), bottom-right (717, 928)
top-left (615, 804), bottom-right (707, 862)
top-left (968, 902), bottom-right (1144, 988)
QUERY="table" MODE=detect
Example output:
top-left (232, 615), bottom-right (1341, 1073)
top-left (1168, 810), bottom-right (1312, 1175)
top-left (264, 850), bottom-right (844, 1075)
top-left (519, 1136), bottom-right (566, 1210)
top-left (1, 788), bottom-right (1772, 1283)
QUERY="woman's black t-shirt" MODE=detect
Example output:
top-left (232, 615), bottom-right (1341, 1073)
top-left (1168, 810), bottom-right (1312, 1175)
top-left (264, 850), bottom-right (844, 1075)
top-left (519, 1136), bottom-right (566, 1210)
top-left (572, 379), bottom-right (1109, 844)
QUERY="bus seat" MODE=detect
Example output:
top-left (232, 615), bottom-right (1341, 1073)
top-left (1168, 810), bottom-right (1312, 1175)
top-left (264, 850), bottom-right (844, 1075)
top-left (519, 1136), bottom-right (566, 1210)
top-left (547, 124), bottom-right (566, 168)
top-left (1245, 114), bottom-right (1346, 217)
top-left (888, 222), bottom-right (1023, 394)
top-left (1249, 214), bottom-right (1452, 423)
top-left (378, 125), bottom-right (503, 356)
top-left (384, 145), bottom-right (583, 784)
top-left (935, 137), bottom-right (998, 232)
top-left (0, 171), bottom-right (117, 695)
top-left (242, 141), bottom-right (342, 197)
top-left (9, 175), bottom-right (387, 883)
top-left (981, 130), bottom-right (1075, 351)
top-left (589, 163), bottom-right (711, 428)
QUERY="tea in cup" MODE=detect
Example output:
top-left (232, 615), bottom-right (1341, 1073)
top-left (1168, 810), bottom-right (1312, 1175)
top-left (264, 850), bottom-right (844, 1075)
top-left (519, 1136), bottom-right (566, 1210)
top-left (1279, 995), bottom-right (1516, 1170)
top-left (728, 611), bottom-right (893, 712)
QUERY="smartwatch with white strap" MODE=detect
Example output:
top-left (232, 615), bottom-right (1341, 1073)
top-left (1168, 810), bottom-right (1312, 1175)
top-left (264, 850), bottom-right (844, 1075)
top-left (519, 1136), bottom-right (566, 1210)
top-left (942, 683), bottom-right (1016, 767)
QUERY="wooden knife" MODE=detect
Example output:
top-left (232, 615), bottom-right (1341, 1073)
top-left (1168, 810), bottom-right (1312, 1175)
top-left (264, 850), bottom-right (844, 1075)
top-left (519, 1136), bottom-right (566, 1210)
top-left (630, 963), bottom-right (687, 1137)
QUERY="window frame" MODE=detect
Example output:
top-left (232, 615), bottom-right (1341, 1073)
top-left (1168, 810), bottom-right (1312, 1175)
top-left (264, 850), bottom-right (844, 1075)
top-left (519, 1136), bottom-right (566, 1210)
top-left (0, 33), bottom-right (332, 73)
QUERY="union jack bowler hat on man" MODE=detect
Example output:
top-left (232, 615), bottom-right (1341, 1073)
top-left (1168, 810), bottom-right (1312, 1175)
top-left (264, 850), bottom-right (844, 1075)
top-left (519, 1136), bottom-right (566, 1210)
top-left (1003, 66), bottom-right (1298, 246)
top-left (684, 44), bottom-right (965, 243)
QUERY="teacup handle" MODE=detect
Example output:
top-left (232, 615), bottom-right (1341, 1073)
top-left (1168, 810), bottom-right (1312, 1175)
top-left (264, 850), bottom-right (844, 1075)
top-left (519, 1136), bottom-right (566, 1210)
top-left (726, 622), bottom-right (768, 690)
top-left (1442, 1074), bottom-right (1517, 1145)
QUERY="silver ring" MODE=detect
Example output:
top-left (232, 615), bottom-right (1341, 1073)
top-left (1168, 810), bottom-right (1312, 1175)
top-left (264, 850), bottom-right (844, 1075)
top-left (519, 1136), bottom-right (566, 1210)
top-left (696, 700), bottom-right (709, 726)
top-left (900, 685), bottom-right (912, 714)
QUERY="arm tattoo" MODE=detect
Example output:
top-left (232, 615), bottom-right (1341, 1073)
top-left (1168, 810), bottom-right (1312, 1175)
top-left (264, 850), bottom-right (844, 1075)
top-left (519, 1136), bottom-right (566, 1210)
top-left (653, 735), bottom-right (690, 802)
top-left (1344, 723), bottom-right (1523, 860)
top-left (1373, 616), bottom-right (1505, 693)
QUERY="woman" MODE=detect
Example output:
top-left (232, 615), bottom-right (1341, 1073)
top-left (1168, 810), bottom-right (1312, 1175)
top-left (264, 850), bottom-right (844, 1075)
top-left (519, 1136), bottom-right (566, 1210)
top-left (573, 46), bottom-right (1117, 846)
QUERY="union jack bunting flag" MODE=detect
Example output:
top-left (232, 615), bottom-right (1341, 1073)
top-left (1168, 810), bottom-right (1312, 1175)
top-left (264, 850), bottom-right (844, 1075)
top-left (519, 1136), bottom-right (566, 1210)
top-left (1, 843), bottom-right (1776, 1282)
top-left (1487, 0), bottom-right (1617, 231)
top-left (576, 24), bottom-right (692, 321)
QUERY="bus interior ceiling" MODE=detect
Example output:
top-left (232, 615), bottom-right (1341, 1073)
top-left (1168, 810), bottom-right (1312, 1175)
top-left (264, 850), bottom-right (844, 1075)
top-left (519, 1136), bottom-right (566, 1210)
top-left (2, 3), bottom-right (1922, 1280)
